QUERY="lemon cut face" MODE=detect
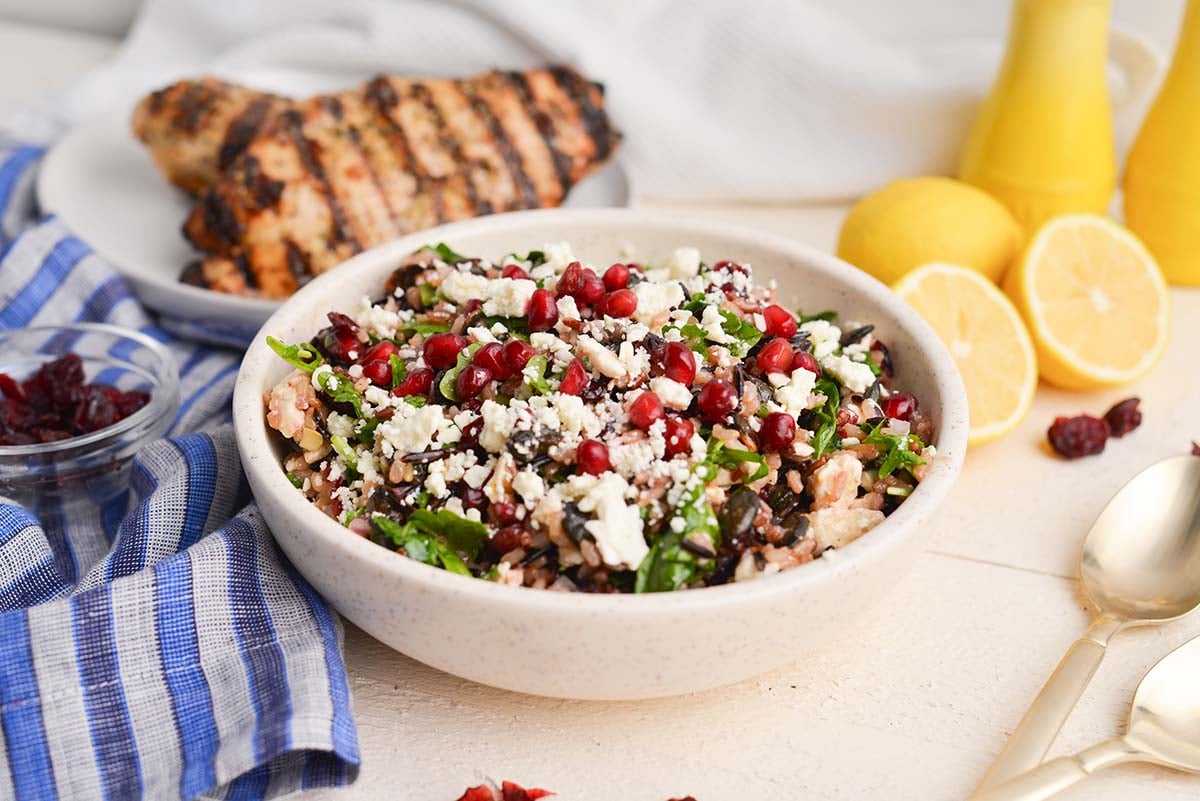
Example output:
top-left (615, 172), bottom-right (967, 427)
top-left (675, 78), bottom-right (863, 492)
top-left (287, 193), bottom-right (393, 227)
top-left (894, 263), bottom-right (1037, 446)
top-left (1004, 214), bottom-right (1169, 390)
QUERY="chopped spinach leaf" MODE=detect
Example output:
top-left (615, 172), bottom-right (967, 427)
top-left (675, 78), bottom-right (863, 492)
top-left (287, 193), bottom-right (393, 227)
top-left (389, 353), bottom-right (407, 389)
top-left (417, 284), bottom-right (439, 307)
top-left (419, 242), bottom-right (467, 264)
top-left (438, 342), bottom-right (483, 402)
top-left (522, 354), bottom-right (552, 395)
top-left (809, 377), bottom-right (841, 459)
top-left (708, 440), bottom-right (769, 483)
top-left (636, 460), bottom-right (719, 593)
top-left (314, 368), bottom-right (364, 417)
top-left (862, 422), bottom-right (926, 478)
top-left (371, 515), bottom-right (471, 576)
top-left (798, 310), bottom-right (838, 323)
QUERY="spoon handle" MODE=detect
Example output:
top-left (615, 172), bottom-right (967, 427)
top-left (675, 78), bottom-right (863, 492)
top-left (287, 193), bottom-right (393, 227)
top-left (976, 615), bottom-right (1122, 791)
top-left (968, 738), bottom-right (1141, 801)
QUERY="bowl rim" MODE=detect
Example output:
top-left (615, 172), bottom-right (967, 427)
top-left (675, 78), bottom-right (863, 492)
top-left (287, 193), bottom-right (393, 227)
top-left (235, 208), bottom-right (968, 613)
top-left (0, 321), bottom-right (180, 456)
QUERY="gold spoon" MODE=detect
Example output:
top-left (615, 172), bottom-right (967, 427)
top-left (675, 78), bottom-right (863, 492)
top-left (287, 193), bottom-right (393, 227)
top-left (976, 455), bottom-right (1200, 791)
top-left (971, 633), bottom-right (1200, 800)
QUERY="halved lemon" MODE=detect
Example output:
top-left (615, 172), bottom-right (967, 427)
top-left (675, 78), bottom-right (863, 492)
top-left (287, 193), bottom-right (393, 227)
top-left (1003, 214), bottom-right (1170, 390)
top-left (894, 263), bottom-right (1038, 446)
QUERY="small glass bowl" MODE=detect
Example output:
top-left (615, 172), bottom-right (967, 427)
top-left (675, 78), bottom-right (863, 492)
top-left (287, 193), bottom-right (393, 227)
top-left (0, 323), bottom-right (179, 516)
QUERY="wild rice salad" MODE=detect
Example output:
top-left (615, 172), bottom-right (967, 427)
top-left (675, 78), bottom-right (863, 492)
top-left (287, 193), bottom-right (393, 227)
top-left (264, 243), bottom-right (936, 593)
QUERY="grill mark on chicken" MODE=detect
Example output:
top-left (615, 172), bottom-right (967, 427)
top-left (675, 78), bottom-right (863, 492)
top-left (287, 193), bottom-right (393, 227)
top-left (344, 123), bottom-right (401, 224)
top-left (219, 95), bottom-right (276, 172)
top-left (409, 82), bottom-right (492, 216)
top-left (278, 108), bottom-right (361, 252)
top-left (240, 155), bottom-right (285, 209)
top-left (285, 240), bottom-right (311, 287)
top-left (232, 251), bottom-right (258, 289)
top-left (505, 71), bottom-right (572, 199)
top-left (364, 78), bottom-right (445, 223)
top-left (173, 82), bottom-right (219, 134)
top-left (550, 66), bottom-right (613, 162)
top-left (197, 190), bottom-right (243, 249)
top-left (460, 80), bottom-right (538, 208)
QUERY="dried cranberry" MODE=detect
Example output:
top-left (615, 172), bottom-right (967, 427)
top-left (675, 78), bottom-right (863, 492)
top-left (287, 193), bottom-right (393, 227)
top-left (502, 340), bottom-right (537, 372)
top-left (628, 390), bottom-right (665, 430)
top-left (791, 350), bottom-right (820, 376)
top-left (763, 304), bottom-right (797, 339)
top-left (577, 439), bottom-right (612, 475)
top-left (555, 262), bottom-right (586, 298)
top-left (1048, 415), bottom-right (1108, 459)
top-left (664, 415), bottom-right (695, 457)
top-left (500, 781), bottom-right (553, 801)
top-left (580, 380), bottom-right (607, 403)
top-left (697, 380), bottom-right (738, 422)
top-left (661, 341), bottom-right (697, 385)
top-left (501, 263), bottom-right (529, 280)
top-left (392, 367), bottom-right (434, 398)
top-left (422, 333), bottom-right (467, 370)
top-left (558, 359), bottom-right (588, 395)
top-left (602, 263), bottom-right (630, 291)
top-left (759, 412), bottom-right (796, 452)
top-left (455, 365), bottom-right (492, 400)
top-left (459, 417), bottom-right (484, 449)
top-left (1103, 397), bottom-right (1142, 438)
top-left (0, 374), bottom-right (27, 403)
top-left (527, 288), bottom-right (559, 332)
top-left (755, 337), bottom-right (793, 375)
top-left (883, 391), bottom-right (918, 421)
top-left (33, 427), bottom-right (73, 443)
top-left (454, 786), bottom-right (495, 801)
top-left (71, 385), bottom-right (119, 433)
top-left (473, 342), bottom-right (513, 380)
top-left (597, 288), bottom-right (637, 319)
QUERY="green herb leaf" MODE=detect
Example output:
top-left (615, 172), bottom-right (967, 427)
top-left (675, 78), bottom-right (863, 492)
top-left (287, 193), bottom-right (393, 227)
top-left (389, 353), bottom-right (407, 389)
top-left (266, 336), bottom-right (323, 374)
top-left (637, 460), bottom-right (719, 593)
top-left (314, 368), bottom-right (364, 417)
top-left (418, 242), bottom-right (468, 264)
top-left (524, 250), bottom-right (547, 267)
top-left (522, 354), bottom-right (552, 395)
top-left (370, 515), bottom-right (471, 575)
top-left (718, 309), bottom-right (762, 358)
top-left (809, 377), bottom-right (842, 460)
top-left (708, 440), bottom-right (769, 483)
top-left (285, 471), bottom-right (303, 489)
top-left (863, 423), bottom-right (926, 478)
top-left (798, 310), bottom-right (837, 323)
top-left (417, 284), bottom-right (439, 307)
top-left (405, 508), bottom-right (488, 559)
top-left (403, 396), bottom-right (427, 408)
top-left (438, 342), bottom-right (483, 402)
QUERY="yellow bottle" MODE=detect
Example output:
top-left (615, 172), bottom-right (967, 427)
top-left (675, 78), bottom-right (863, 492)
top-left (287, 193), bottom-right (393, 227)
top-left (958, 0), bottom-right (1115, 232)
top-left (1124, 0), bottom-right (1200, 285)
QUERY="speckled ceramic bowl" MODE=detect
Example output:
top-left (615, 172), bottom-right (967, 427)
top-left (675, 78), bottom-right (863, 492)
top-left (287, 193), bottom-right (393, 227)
top-left (233, 209), bottom-right (968, 700)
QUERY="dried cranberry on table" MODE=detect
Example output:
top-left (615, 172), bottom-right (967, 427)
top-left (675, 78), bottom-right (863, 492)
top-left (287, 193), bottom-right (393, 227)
top-left (1047, 415), bottom-right (1109, 459)
top-left (0, 353), bottom-right (150, 445)
top-left (1103, 397), bottom-right (1142, 437)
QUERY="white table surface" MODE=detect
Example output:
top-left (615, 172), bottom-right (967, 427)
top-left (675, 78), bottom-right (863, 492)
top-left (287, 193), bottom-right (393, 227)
top-left (5, 14), bottom-right (1200, 801)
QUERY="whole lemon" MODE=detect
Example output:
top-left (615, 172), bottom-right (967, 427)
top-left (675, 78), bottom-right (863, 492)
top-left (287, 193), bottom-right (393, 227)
top-left (837, 177), bottom-right (1023, 285)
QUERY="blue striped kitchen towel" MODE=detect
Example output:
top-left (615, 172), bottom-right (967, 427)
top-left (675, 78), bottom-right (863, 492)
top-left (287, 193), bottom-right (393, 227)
top-left (0, 144), bottom-right (359, 800)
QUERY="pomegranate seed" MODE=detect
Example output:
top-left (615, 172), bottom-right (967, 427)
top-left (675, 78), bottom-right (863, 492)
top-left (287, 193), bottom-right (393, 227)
top-left (578, 277), bottom-right (606, 306)
top-left (597, 288), bottom-right (638, 318)
top-left (527, 288), bottom-right (559, 331)
top-left (791, 350), bottom-right (820, 376)
top-left (501, 264), bottom-right (529, 280)
top-left (1048, 415), bottom-right (1108, 459)
top-left (758, 412), bottom-right (796, 452)
top-left (1103, 397), bottom-right (1142, 438)
top-left (697, 380), bottom-right (738, 422)
top-left (491, 525), bottom-right (526, 554)
top-left (473, 342), bottom-right (513, 380)
top-left (577, 439), bottom-right (612, 475)
top-left (602, 263), bottom-right (630, 291)
top-left (359, 340), bottom-right (399, 386)
top-left (559, 359), bottom-right (588, 395)
top-left (628, 390), bottom-right (665, 430)
top-left (502, 339), bottom-right (537, 372)
top-left (391, 367), bottom-right (434, 398)
top-left (555, 262), bottom-right (586, 298)
top-left (712, 260), bottom-right (745, 273)
top-left (883, 391), bottom-right (918, 421)
top-left (755, 337), bottom-right (793, 375)
top-left (461, 299), bottom-right (483, 317)
top-left (455, 365), bottom-right (492, 400)
top-left (1192, 441), bottom-right (1200, 457)
top-left (493, 502), bottom-right (518, 525)
top-left (661, 341), bottom-right (697, 385)
top-left (422, 332), bottom-right (467, 369)
top-left (763, 305), bottom-right (797, 339)
top-left (664, 416), bottom-right (695, 457)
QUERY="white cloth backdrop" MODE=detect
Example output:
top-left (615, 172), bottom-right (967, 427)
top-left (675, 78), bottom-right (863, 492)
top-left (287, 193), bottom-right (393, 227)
top-left (36, 0), bottom-right (1167, 200)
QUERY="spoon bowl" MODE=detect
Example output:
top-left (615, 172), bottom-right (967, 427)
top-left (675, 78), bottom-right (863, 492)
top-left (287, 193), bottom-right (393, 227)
top-left (1127, 634), bottom-right (1200, 772)
top-left (1082, 456), bottom-right (1200, 623)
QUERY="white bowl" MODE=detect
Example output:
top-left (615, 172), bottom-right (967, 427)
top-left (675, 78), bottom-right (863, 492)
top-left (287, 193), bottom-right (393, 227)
top-left (234, 208), bottom-right (968, 700)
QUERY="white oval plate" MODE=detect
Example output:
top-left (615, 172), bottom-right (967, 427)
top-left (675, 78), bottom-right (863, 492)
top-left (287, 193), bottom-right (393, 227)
top-left (38, 107), bottom-right (632, 329)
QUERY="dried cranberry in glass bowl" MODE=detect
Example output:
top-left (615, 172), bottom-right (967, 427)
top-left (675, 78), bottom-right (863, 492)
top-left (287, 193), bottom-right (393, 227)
top-left (0, 324), bottom-right (178, 513)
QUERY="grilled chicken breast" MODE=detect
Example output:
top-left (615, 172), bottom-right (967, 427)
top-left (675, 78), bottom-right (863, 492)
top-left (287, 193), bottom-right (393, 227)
top-left (132, 78), bottom-right (290, 195)
top-left (135, 67), bottom-right (620, 299)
